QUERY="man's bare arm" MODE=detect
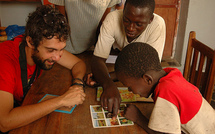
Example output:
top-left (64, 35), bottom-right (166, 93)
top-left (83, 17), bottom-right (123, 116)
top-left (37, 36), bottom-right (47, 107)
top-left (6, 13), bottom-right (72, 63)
top-left (91, 55), bottom-right (121, 117)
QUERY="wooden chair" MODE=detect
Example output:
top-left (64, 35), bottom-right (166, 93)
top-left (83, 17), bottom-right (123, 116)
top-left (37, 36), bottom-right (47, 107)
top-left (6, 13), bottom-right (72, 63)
top-left (184, 31), bottom-right (215, 103)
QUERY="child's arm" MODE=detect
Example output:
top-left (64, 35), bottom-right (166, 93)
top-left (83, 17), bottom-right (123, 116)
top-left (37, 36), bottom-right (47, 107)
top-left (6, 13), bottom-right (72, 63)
top-left (124, 104), bottom-right (163, 134)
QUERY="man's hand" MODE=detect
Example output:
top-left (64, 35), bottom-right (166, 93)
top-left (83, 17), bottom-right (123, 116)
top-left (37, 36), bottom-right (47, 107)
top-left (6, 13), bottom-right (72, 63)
top-left (90, 56), bottom-right (120, 119)
top-left (100, 83), bottom-right (121, 119)
top-left (60, 85), bottom-right (86, 107)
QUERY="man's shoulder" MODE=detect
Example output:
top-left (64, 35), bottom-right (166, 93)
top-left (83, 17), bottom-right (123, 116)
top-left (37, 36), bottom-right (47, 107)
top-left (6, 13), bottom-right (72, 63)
top-left (0, 36), bottom-right (21, 60)
top-left (102, 9), bottom-right (124, 32)
top-left (0, 40), bottom-right (17, 52)
top-left (106, 9), bottom-right (123, 20)
top-left (143, 13), bottom-right (165, 35)
top-left (151, 13), bottom-right (165, 26)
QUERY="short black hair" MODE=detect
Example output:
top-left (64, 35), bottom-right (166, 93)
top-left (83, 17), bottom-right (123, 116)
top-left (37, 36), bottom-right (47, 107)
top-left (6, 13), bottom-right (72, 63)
top-left (124, 0), bottom-right (155, 16)
top-left (22, 5), bottom-right (70, 49)
top-left (115, 42), bottom-right (162, 78)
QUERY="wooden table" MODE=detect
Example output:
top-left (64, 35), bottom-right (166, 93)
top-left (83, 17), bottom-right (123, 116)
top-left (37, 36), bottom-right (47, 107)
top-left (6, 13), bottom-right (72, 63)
top-left (9, 51), bottom-right (154, 134)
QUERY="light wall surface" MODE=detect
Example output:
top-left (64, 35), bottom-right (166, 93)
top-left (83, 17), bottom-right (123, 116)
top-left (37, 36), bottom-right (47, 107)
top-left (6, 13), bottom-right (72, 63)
top-left (0, 0), bottom-right (215, 72)
top-left (0, 2), bottom-right (41, 27)
top-left (179, 0), bottom-right (215, 72)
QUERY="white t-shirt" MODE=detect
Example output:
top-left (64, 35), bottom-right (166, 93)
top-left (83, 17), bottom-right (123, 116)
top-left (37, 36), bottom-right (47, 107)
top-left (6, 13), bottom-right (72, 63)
top-left (149, 68), bottom-right (215, 134)
top-left (48, 0), bottom-right (121, 54)
top-left (94, 9), bottom-right (166, 61)
top-left (149, 97), bottom-right (215, 134)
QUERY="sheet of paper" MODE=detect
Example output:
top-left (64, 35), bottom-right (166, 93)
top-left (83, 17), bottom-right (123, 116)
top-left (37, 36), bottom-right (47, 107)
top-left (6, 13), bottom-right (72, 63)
top-left (38, 94), bottom-right (76, 114)
top-left (90, 104), bottom-right (134, 128)
top-left (105, 55), bottom-right (117, 64)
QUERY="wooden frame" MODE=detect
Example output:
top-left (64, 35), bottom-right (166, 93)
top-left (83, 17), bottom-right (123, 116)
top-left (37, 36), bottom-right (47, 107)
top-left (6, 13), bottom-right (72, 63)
top-left (154, 0), bottom-right (181, 58)
top-left (184, 31), bottom-right (215, 103)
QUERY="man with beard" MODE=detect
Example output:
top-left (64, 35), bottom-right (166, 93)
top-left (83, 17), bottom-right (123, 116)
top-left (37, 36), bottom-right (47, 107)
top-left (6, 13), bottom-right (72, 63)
top-left (0, 5), bottom-right (86, 133)
top-left (89, 0), bottom-right (166, 118)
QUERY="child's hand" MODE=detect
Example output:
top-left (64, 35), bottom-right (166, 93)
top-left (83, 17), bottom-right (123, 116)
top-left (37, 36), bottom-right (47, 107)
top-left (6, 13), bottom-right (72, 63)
top-left (84, 73), bottom-right (99, 87)
top-left (124, 104), bottom-right (143, 123)
top-left (124, 104), bottom-right (157, 133)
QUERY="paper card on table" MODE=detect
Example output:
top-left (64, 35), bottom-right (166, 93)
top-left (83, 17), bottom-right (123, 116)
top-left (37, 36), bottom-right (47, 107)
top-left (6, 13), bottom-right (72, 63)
top-left (96, 87), bottom-right (153, 102)
top-left (105, 55), bottom-right (117, 64)
top-left (90, 104), bottom-right (134, 128)
top-left (38, 94), bottom-right (76, 114)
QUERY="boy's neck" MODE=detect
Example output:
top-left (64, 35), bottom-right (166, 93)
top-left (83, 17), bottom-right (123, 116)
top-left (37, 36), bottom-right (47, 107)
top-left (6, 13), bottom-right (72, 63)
top-left (148, 70), bottom-right (167, 95)
top-left (156, 70), bottom-right (167, 82)
top-left (148, 70), bottom-right (167, 83)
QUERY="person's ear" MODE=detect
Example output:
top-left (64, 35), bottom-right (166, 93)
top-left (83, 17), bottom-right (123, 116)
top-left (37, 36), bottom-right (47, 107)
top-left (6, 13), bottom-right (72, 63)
top-left (142, 74), bottom-right (153, 85)
top-left (26, 36), bottom-right (34, 49)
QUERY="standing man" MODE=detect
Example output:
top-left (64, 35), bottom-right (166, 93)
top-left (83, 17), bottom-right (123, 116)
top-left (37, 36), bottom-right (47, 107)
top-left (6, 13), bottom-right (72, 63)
top-left (90, 0), bottom-right (166, 117)
top-left (0, 5), bottom-right (86, 132)
top-left (45, 0), bottom-right (124, 54)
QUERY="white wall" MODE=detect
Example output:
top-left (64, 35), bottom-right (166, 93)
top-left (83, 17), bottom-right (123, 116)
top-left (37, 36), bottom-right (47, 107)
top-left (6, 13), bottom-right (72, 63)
top-left (179, 0), bottom-right (215, 71)
top-left (0, 2), bottom-right (41, 27)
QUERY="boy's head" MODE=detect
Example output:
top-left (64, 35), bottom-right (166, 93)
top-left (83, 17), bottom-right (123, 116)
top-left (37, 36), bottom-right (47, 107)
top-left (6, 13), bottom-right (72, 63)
top-left (23, 5), bottom-right (70, 49)
top-left (123, 0), bottom-right (155, 42)
top-left (124, 0), bottom-right (155, 16)
top-left (115, 42), bottom-right (162, 97)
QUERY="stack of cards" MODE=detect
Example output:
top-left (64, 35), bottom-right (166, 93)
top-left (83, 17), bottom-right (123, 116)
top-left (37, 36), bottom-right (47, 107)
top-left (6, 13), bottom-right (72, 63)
top-left (90, 104), bottom-right (134, 128)
top-left (38, 94), bottom-right (76, 114)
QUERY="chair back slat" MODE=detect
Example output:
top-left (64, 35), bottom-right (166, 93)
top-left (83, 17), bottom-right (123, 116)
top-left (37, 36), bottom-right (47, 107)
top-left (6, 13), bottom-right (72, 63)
top-left (195, 53), bottom-right (205, 87)
top-left (201, 58), bottom-right (211, 94)
top-left (205, 52), bottom-right (215, 100)
top-left (189, 50), bottom-right (198, 84)
top-left (183, 32), bottom-right (195, 80)
top-left (183, 31), bottom-right (215, 103)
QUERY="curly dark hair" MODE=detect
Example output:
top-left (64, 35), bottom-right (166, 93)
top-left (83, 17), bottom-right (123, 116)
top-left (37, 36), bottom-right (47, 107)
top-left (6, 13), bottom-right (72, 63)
top-left (124, 0), bottom-right (155, 16)
top-left (22, 5), bottom-right (70, 49)
top-left (115, 42), bottom-right (162, 78)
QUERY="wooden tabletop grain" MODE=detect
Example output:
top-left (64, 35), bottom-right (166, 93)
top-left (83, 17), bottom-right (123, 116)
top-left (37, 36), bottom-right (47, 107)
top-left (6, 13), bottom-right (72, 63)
top-left (9, 51), bottom-right (154, 134)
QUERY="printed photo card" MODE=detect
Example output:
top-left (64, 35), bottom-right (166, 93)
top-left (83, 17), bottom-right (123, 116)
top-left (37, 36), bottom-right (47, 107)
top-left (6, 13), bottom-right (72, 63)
top-left (90, 104), bottom-right (134, 128)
